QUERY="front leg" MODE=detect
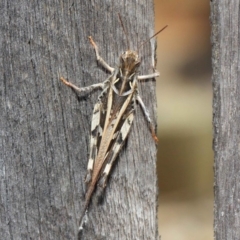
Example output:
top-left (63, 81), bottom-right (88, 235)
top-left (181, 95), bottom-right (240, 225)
top-left (137, 71), bottom-right (160, 80)
top-left (60, 77), bottom-right (104, 93)
top-left (88, 36), bottom-right (115, 73)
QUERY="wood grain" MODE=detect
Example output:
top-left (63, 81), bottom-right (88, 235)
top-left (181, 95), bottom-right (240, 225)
top-left (211, 0), bottom-right (240, 239)
top-left (0, 1), bottom-right (159, 239)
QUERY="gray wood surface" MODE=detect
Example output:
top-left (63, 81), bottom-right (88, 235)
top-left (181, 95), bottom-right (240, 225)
top-left (211, 0), bottom-right (240, 239)
top-left (0, 1), bottom-right (159, 239)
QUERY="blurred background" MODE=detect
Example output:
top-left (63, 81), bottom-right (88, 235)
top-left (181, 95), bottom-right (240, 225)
top-left (154, 1), bottom-right (213, 240)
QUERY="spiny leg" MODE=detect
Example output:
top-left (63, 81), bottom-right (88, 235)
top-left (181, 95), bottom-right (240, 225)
top-left (78, 103), bottom-right (102, 231)
top-left (85, 102), bottom-right (102, 184)
top-left (96, 112), bottom-right (135, 196)
top-left (59, 77), bottom-right (104, 93)
top-left (136, 95), bottom-right (158, 143)
top-left (88, 36), bottom-right (115, 73)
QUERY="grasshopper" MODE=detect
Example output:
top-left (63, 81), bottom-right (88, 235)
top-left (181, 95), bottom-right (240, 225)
top-left (60, 19), bottom-right (167, 232)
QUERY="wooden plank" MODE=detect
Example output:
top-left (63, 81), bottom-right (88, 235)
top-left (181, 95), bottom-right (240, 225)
top-left (0, 1), bottom-right (159, 239)
top-left (211, 0), bottom-right (240, 239)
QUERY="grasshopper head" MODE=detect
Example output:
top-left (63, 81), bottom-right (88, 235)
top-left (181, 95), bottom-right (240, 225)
top-left (120, 50), bottom-right (140, 75)
top-left (116, 50), bottom-right (140, 95)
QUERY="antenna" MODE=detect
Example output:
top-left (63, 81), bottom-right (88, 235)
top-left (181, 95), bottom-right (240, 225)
top-left (118, 13), bottom-right (130, 50)
top-left (137, 25), bottom-right (168, 51)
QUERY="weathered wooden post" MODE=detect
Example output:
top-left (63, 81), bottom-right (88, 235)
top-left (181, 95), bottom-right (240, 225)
top-left (1, 1), bottom-right (159, 239)
top-left (211, 0), bottom-right (240, 239)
